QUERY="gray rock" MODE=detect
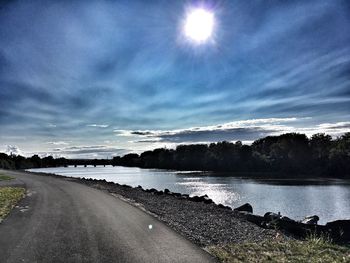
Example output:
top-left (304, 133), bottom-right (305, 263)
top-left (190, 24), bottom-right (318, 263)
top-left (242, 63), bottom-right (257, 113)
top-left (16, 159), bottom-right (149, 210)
top-left (301, 215), bottom-right (319, 225)
top-left (326, 220), bottom-right (350, 241)
top-left (264, 212), bottom-right (281, 222)
top-left (234, 203), bottom-right (253, 213)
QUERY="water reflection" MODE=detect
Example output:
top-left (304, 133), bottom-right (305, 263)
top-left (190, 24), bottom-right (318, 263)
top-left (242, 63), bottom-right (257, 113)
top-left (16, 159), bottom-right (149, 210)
top-left (28, 166), bottom-right (350, 224)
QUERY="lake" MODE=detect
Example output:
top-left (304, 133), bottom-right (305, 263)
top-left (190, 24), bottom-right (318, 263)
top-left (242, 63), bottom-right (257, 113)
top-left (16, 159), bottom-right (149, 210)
top-left (28, 166), bottom-right (350, 224)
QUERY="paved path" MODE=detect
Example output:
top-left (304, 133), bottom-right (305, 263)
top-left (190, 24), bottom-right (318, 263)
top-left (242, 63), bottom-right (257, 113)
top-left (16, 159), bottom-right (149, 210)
top-left (0, 170), bottom-right (216, 263)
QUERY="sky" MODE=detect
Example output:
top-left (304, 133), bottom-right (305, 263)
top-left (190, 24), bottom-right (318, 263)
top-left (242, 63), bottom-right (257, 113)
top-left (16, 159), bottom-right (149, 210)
top-left (0, 0), bottom-right (350, 159)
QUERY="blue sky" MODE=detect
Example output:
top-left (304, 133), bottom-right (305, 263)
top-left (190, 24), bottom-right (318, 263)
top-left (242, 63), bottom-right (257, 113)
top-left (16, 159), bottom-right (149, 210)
top-left (0, 0), bottom-right (350, 158)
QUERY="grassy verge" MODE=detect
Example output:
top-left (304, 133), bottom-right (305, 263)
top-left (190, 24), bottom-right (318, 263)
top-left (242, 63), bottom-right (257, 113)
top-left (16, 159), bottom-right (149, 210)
top-left (208, 237), bottom-right (350, 263)
top-left (0, 187), bottom-right (26, 219)
top-left (0, 174), bottom-right (14, 181)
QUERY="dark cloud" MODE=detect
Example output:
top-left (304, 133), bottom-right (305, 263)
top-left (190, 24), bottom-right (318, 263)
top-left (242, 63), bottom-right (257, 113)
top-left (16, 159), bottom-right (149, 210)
top-left (131, 131), bottom-right (155, 136)
top-left (153, 127), bottom-right (276, 143)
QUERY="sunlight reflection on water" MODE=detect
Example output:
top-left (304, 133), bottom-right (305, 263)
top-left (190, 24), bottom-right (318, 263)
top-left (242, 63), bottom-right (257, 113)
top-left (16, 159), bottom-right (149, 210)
top-left (177, 181), bottom-right (241, 206)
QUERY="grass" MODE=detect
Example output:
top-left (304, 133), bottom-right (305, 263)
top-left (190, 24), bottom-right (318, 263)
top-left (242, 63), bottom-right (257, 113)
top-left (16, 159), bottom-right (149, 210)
top-left (0, 187), bottom-right (25, 219)
top-left (207, 237), bottom-right (350, 263)
top-left (0, 174), bottom-right (14, 181)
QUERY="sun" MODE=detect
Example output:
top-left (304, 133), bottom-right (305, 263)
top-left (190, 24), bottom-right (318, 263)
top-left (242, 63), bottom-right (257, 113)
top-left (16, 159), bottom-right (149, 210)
top-left (183, 8), bottom-right (215, 44)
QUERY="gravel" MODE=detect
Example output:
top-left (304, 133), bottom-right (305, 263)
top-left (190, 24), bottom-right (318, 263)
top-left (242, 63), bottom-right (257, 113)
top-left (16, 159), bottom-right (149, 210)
top-left (72, 177), bottom-right (279, 247)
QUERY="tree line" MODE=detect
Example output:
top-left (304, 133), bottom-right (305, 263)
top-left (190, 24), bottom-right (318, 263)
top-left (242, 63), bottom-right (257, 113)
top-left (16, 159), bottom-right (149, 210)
top-left (0, 154), bottom-right (109, 170)
top-left (111, 133), bottom-right (350, 178)
top-left (1, 132), bottom-right (349, 178)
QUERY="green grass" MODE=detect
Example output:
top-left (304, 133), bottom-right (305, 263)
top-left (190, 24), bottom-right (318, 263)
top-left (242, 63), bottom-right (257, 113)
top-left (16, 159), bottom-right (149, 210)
top-left (207, 237), bottom-right (350, 263)
top-left (0, 174), bottom-right (14, 181)
top-left (0, 187), bottom-right (25, 219)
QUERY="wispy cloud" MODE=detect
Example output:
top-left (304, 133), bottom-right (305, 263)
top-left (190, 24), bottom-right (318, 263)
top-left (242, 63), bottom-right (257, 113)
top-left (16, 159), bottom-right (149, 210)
top-left (49, 145), bottom-right (126, 159)
top-left (87, 124), bottom-right (109, 128)
top-left (46, 141), bottom-right (69, 145)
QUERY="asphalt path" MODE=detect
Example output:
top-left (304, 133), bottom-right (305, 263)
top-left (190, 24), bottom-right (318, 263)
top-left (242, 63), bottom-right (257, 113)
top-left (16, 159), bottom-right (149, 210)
top-left (0, 170), bottom-right (216, 263)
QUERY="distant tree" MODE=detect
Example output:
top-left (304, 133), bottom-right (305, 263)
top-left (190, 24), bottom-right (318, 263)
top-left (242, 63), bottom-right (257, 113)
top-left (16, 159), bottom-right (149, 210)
top-left (328, 133), bottom-right (350, 176)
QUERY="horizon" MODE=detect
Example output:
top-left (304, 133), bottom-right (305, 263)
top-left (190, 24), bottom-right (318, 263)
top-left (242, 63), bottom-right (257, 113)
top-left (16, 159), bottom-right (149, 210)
top-left (1, 130), bottom-right (349, 160)
top-left (1, 0), bottom-right (350, 159)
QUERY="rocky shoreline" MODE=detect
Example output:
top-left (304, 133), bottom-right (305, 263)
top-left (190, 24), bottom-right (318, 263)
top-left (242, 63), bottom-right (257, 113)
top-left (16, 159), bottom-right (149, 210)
top-left (27, 171), bottom-right (350, 246)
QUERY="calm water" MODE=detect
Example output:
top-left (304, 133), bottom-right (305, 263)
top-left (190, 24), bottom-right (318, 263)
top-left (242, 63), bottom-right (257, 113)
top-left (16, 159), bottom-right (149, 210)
top-left (28, 166), bottom-right (350, 224)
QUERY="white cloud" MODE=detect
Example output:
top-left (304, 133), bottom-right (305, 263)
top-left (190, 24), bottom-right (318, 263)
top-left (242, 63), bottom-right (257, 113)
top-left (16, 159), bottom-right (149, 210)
top-left (49, 145), bottom-right (127, 159)
top-left (46, 141), bottom-right (69, 145)
top-left (5, 145), bottom-right (22, 155)
top-left (87, 124), bottom-right (109, 128)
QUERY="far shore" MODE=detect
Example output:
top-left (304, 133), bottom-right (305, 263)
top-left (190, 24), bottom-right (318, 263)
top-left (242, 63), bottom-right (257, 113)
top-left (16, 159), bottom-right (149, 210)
top-left (30, 165), bottom-right (350, 182)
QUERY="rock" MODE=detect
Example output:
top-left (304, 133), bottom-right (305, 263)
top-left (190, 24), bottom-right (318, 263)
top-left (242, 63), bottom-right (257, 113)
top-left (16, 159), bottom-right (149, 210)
top-left (172, 192), bottom-right (182, 198)
top-left (217, 204), bottom-right (232, 210)
top-left (145, 188), bottom-right (158, 193)
top-left (326, 220), bottom-right (350, 241)
top-left (264, 212), bottom-right (281, 222)
top-left (188, 195), bottom-right (214, 204)
top-left (190, 196), bottom-right (203, 202)
top-left (301, 215), bottom-right (319, 225)
top-left (164, 188), bottom-right (171, 194)
top-left (181, 194), bottom-right (189, 199)
top-left (281, 216), bottom-right (294, 222)
top-left (244, 214), bottom-right (265, 226)
top-left (203, 196), bottom-right (214, 204)
top-left (155, 190), bottom-right (164, 196)
top-left (234, 203), bottom-right (253, 213)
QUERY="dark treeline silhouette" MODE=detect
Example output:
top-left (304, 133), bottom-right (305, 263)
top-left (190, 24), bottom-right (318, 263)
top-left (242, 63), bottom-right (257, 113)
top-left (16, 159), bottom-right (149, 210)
top-left (0, 154), bottom-right (110, 170)
top-left (111, 133), bottom-right (350, 178)
top-left (1, 132), bottom-right (349, 178)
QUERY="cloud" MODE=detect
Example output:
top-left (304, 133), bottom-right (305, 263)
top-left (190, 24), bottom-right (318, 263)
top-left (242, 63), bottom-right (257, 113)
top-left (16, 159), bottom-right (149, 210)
top-left (5, 145), bottom-right (22, 155)
top-left (115, 118), bottom-right (350, 144)
top-left (87, 124), bottom-right (109, 128)
top-left (317, 122), bottom-right (350, 130)
top-left (46, 141), bottom-right (69, 145)
top-left (300, 122), bottom-right (350, 137)
top-left (50, 145), bottom-right (127, 159)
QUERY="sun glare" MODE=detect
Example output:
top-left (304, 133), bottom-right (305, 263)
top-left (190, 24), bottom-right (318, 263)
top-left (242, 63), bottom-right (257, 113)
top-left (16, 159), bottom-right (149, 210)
top-left (184, 8), bottom-right (215, 44)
